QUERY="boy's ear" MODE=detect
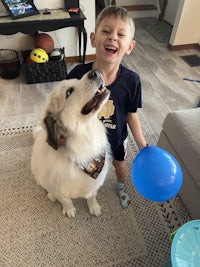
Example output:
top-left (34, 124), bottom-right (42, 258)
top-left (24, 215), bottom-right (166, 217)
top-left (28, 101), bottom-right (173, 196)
top-left (125, 40), bottom-right (136, 55)
top-left (90, 32), bottom-right (96, 48)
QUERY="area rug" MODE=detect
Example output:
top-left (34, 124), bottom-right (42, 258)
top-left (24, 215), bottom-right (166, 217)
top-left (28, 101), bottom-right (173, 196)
top-left (0, 112), bottom-right (191, 267)
top-left (181, 54), bottom-right (200, 67)
top-left (140, 17), bottom-right (172, 43)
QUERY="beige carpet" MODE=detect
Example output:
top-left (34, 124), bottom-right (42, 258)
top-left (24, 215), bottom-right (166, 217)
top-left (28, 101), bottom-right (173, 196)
top-left (0, 112), bottom-right (191, 267)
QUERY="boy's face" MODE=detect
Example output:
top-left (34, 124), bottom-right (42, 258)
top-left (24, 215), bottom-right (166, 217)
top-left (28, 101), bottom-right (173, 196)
top-left (90, 16), bottom-right (135, 65)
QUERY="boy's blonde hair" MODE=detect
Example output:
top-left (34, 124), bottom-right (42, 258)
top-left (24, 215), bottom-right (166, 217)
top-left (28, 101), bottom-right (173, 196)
top-left (95, 6), bottom-right (135, 39)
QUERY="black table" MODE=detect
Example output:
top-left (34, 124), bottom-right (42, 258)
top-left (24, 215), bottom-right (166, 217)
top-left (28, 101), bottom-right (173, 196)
top-left (0, 9), bottom-right (87, 63)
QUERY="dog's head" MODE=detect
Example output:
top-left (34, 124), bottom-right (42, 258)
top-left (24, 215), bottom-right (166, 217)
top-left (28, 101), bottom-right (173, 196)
top-left (43, 70), bottom-right (110, 150)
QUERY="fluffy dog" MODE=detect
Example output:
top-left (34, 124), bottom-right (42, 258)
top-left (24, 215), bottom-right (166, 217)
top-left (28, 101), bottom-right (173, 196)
top-left (31, 70), bottom-right (110, 218)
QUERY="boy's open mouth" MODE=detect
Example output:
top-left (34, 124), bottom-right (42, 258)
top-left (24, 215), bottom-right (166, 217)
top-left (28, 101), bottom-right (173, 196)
top-left (105, 46), bottom-right (117, 54)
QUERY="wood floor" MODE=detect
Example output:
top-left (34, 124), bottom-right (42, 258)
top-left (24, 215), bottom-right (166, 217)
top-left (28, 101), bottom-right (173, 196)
top-left (123, 18), bottom-right (200, 136)
top-left (0, 18), bottom-right (199, 138)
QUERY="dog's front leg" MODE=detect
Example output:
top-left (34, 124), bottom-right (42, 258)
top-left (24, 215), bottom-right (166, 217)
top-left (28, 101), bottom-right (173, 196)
top-left (87, 192), bottom-right (101, 217)
top-left (61, 198), bottom-right (76, 218)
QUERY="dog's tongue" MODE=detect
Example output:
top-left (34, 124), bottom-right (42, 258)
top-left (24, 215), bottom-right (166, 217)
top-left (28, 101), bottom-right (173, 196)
top-left (98, 86), bottom-right (106, 95)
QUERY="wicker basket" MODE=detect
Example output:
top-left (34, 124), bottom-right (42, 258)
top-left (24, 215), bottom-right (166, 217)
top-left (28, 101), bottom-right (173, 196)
top-left (21, 48), bottom-right (67, 84)
top-left (0, 49), bottom-right (20, 79)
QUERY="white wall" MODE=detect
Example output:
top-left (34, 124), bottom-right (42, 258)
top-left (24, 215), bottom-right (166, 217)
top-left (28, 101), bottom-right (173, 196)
top-left (170, 0), bottom-right (200, 46)
top-left (0, 0), bottom-right (95, 57)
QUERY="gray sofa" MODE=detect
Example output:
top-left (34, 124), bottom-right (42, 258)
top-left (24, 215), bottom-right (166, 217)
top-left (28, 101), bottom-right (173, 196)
top-left (157, 108), bottom-right (200, 219)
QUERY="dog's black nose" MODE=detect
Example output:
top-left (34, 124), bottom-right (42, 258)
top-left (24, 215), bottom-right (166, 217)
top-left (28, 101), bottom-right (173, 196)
top-left (88, 70), bottom-right (98, 80)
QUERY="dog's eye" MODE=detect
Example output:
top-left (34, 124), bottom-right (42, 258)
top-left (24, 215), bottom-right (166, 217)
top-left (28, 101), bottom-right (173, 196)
top-left (66, 87), bottom-right (74, 98)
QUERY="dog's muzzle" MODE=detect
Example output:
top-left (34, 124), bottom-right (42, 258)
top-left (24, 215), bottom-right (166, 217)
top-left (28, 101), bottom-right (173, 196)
top-left (81, 70), bottom-right (109, 115)
top-left (88, 70), bottom-right (100, 80)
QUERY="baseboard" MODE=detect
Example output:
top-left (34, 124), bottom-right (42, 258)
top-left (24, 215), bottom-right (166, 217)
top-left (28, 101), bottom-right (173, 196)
top-left (168, 43), bottom-right (200, 51)
top-left (196, 44), bottom-right (200, 52)
top-left (123, 5), bottom-right (157, 11)
top-left (65, 54), bottom-right (96, 63)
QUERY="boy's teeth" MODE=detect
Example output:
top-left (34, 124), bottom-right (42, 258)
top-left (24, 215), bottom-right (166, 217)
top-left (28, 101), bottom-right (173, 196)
top-left (106, 46), bottom-right (116, 50)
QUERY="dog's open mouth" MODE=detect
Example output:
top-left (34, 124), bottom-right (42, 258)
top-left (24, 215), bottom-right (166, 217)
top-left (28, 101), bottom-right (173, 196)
top-left (81, 85), bottom-right (109, 115)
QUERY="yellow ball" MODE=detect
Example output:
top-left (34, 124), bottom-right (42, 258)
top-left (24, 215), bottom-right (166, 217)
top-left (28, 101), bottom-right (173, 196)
top-left (30, 48), bottom-right (49, 63)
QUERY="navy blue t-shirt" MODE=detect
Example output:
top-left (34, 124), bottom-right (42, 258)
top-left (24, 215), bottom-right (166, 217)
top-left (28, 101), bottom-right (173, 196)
top-left (66, 62), bottom-right (142, 152)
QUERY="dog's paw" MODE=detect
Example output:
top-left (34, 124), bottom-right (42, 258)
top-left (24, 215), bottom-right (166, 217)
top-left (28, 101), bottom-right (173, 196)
top-left (32, 126), bottom-right (43, 139)
top-left (63, 207), bottom-right (76, 218)
top-left (89, 203), bottom-right (101, 217)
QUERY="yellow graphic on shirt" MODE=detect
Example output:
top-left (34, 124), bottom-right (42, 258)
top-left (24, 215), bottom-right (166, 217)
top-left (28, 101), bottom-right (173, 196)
top-left (98, 100), bottom-right (116, 129)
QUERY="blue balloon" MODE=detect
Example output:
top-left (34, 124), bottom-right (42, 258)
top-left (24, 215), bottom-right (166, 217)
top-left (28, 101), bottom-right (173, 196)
top-left (131, 146), bottom-right (182, 202)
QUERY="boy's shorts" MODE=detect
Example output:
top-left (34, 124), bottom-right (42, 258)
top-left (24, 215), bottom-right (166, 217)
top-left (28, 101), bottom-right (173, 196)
top-left (112, 138), bottom-right (128, 161)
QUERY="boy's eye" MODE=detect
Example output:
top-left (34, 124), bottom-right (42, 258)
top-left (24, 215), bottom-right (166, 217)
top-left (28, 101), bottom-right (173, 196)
top-left (102, 30), bottom-right (110, 34)
top-left (118, 33), bottom-right (126, 37)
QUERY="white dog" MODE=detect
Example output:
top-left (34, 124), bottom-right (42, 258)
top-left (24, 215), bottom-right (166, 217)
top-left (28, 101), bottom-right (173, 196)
top-left (31, 70), bottom-right (110, 218)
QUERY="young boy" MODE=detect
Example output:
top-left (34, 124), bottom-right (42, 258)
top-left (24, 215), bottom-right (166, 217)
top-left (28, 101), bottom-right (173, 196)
top-left (66, 6), bottom-right (147, 208)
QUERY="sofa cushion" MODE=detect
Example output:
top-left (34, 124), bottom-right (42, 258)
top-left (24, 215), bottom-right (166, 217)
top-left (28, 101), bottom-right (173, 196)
top-left (162, 108), bottom-right (200, 187)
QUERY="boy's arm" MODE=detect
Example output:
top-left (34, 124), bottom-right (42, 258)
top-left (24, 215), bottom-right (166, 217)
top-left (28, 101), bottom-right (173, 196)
top-left (127, 112), bottom-right (147, 150)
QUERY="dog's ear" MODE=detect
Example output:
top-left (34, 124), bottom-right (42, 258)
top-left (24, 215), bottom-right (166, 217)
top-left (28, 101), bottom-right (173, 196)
top-left (47, 87), bottom-right (66, 114)
top-left (43, 114), bottom-right (58, 150)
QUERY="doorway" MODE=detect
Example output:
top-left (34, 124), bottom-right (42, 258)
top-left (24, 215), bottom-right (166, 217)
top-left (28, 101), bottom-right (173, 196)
top-left (95, 0), bottom-right (111, 17)
top-left (164, 0), bottom-right (180, 26)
